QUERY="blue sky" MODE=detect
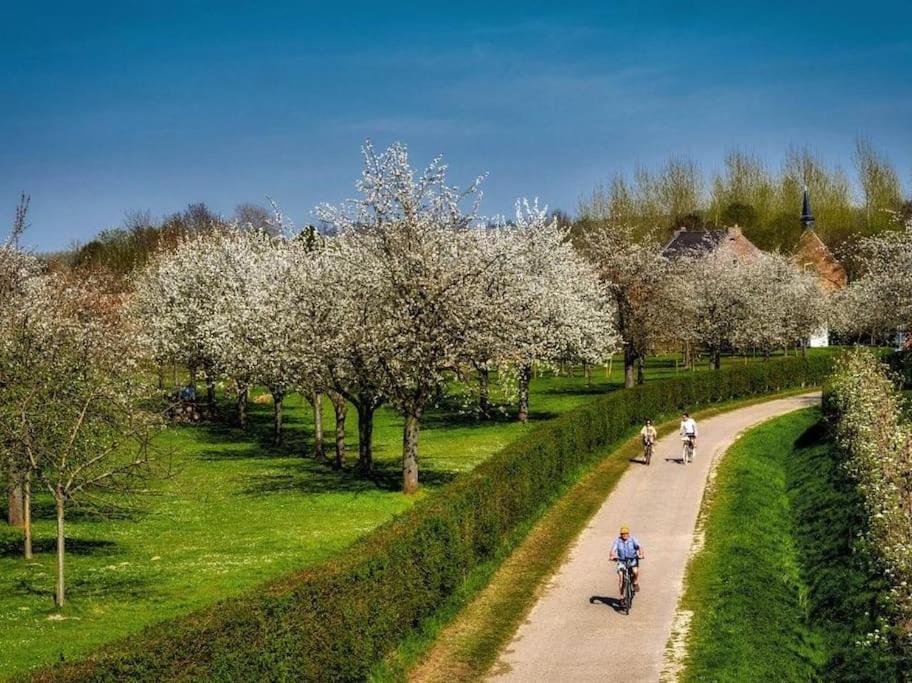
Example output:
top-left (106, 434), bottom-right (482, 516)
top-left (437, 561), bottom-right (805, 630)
top-left (2, 1), bottom-right (910, 250)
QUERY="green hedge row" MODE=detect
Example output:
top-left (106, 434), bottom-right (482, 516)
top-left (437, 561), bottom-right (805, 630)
top-left (36, 355), bottom-right (833, 683)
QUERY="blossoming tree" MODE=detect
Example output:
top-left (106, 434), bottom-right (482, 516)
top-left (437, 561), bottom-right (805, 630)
top-left (0, 273), bottom-right (160, 606)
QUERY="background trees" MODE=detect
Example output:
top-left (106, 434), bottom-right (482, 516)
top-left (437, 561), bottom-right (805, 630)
top-left (578, 139), bottom-right (907, 256)
top-left (669, 248), bottom-right (827, 368)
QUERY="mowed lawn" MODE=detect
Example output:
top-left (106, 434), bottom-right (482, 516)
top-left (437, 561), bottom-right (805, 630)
top-left (0, 353), bottom-right (819, 677)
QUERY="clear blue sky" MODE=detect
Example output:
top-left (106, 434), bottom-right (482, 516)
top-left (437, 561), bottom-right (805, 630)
top-left (2, 1), bottom-right (910, 251)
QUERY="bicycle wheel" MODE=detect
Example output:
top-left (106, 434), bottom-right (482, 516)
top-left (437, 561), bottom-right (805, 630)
top-left (624, 572), bottom-right (634, 614)
top-left (645, 443), bottom-right (652, 465)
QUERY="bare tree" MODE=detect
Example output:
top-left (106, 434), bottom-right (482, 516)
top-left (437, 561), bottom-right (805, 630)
top-left (235, 202), bottom-right (276, 235)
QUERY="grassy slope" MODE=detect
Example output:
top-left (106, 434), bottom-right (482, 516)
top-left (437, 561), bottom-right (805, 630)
top-left (0, 353), bottom-right (823, 677)
top-left (678, 407), bottom-right (900, 682)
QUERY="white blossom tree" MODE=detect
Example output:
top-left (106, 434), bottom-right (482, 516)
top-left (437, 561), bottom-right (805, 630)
top-left (0, 273), bottom-right (160, 607)
top-left (0, 241), bottom-right (39, 552)
top-left (831, 218), bottom-right (912, 344)
top-left (577, 221), bottom-right (670, 386)
top-left (313, 236), bottom-right (389, 472)
top-left (731, 252), bottom-right (827, 356)
top-left (318, 141), bottom-right (493, 493)
top-left (670, 247), bottom-right (827, 364)
top-left (131, 233), bottom-right (223, 418)
top-left (670, 247), bottom-right (751, 368)
top-left (492, 201), bottom-right (618, 420)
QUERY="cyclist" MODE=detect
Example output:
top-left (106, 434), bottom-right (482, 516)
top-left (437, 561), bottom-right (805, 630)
top-left (680, 412), bottom-right (698, 462)
top-left (608, 525), bottom-right (644, 601)
top-left (640, 419), bottom-right (657, 464)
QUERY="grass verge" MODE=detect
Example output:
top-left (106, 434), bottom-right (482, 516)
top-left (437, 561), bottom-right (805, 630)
top-left (371, 388), bottom-right (816, 682)
top-left (675, 408), bottom-right (901, 682)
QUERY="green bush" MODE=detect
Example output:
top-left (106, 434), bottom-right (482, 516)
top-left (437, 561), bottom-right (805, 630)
top-left (885, 349), bottom-right (912, 388)
top-left (34, 355), bottom-right (832, 683)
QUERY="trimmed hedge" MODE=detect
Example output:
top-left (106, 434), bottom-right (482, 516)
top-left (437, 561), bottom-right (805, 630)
top-left (35, 355), bottom-right (833, 683)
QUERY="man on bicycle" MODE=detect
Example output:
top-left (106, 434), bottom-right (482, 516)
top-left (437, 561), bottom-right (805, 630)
top-left (608, 526), bottom-right (644, 600)
top-left (680, 412), bottom-right (698, 460)
top-left (640, 419), bottom-right (657, 463)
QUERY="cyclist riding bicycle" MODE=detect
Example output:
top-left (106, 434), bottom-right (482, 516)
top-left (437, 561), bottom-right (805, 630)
top-left (680, 412), bottom-right (698, 461)
top-left (640, 419), bottom-right (657, 464)
top-left (608, 525), bottom-right (644, 601)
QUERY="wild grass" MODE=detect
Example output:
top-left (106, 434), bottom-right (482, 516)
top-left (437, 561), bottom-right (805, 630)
top-left (678, 407), bottom-right (901, 681)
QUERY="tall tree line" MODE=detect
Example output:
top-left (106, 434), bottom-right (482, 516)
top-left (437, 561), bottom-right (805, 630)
top-left (578, 139), bottom-right (910, 262)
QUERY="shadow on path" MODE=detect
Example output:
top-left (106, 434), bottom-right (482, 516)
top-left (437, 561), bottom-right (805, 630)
top-left (589, 595), bottom-right (628, 613)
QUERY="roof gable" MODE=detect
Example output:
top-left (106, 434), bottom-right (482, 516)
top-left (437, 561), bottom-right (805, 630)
top-left (790, 229), bottom-right (847, 292)
top-left (662, 227), bottom-right (760, 262)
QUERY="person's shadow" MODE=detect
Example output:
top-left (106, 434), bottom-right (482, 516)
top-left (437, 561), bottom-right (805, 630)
top-left (589, 595), bottom-right (626, 613)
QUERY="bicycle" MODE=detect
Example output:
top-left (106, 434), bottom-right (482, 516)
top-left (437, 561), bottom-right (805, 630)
top-left (643, 438), bottom-right (654, 465)
top-left (618, 558), bottom-right (638, 614)
top-left (681, 435), bottom-right (695, 464)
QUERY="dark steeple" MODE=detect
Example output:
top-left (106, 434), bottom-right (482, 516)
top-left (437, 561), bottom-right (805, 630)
top-left (800, 186), bottom-right (815, 230)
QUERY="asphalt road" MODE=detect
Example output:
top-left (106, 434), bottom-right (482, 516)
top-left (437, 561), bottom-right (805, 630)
top-left (488, 393), bottom-right (821, 682)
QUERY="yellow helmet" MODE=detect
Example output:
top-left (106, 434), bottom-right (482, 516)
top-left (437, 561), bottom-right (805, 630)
top-left (619, 526), bottom-right (630, 534)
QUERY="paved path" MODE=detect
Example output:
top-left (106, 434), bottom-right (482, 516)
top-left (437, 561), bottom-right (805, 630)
top-left (488, 393), bottom-right (820, 682)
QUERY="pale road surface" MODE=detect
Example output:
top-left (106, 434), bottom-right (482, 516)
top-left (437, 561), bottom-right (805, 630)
top-left (488, 392), bottom-right (821, 683)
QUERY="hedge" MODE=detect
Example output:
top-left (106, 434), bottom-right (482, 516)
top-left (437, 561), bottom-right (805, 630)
top-left (34, 355), bottom-right (833, 683)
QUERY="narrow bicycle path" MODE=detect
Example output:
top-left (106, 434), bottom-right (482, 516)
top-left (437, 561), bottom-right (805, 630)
top-left (488, 392), bottom-right (820, 682)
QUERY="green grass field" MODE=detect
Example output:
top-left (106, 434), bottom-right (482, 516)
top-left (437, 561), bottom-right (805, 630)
top-left (0, 353), bottom-right (824, 678)
top-left (677, 406), bottom-right (900, 681)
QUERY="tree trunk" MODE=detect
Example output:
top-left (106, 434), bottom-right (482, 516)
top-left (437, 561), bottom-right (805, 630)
top-left (402, 413), bottom-right (420, 494)
top-left (517, 363), bottom-right (532, 423)
top-left (271, 390), bottom-right (285, 446)
top-left (330, 392), bottom-right (347, 470)
top-left (312, 391), bottom-right (326, 462)
top-left (478, 367), bottom-right (491, 417)
top-left (55, 493), bottom-right (65, 607)
top-left (235, 382), bottom-right (248, 429)
top-left (205, 369), bottom-right (217, 418)
top-left (23, 473), bottom-right (32, 560)
top-left (636, 357), bottom-right (645, 385)
top-left (356, 399), bottom-right (375, 474)
top-left (157, 365), bottom-right (164, 391)
top-left (711, 348), bottom-right (721, 370)
top-left (7, 479), bottom-right (23, 527)
top-left (584, 363), bottom-right (593, 388)
top-left (624, 346), bottom-right (637, 388)
top-left (188, 363), bottom-right (199, 394)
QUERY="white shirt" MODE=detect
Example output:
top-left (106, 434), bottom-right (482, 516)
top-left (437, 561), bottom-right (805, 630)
top-left (680, 418), bottom-right (698, 437)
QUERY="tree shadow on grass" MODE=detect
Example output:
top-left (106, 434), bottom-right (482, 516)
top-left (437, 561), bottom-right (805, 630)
top-left (16, 570), bottom-right (153, 602)
top-left (193, 408), bottom-right (312, 449)
top-left (0, 537), bottom-right (117, 559)
top-left (420, 409), bottom-right (557, 430)
top-left (540, 384), bottom-right (619, 396)
top-left (242, 457), bottom-right (457, 496)
top-left (24, 500), bottom-right (147, 524)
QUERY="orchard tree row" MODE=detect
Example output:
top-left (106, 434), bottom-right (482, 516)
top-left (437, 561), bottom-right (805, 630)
top-left (5, 142), bottom-right (909, 606)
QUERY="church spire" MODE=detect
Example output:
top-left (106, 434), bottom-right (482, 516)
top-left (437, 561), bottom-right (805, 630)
top-left (800, 186), bottom-right (815, 230)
